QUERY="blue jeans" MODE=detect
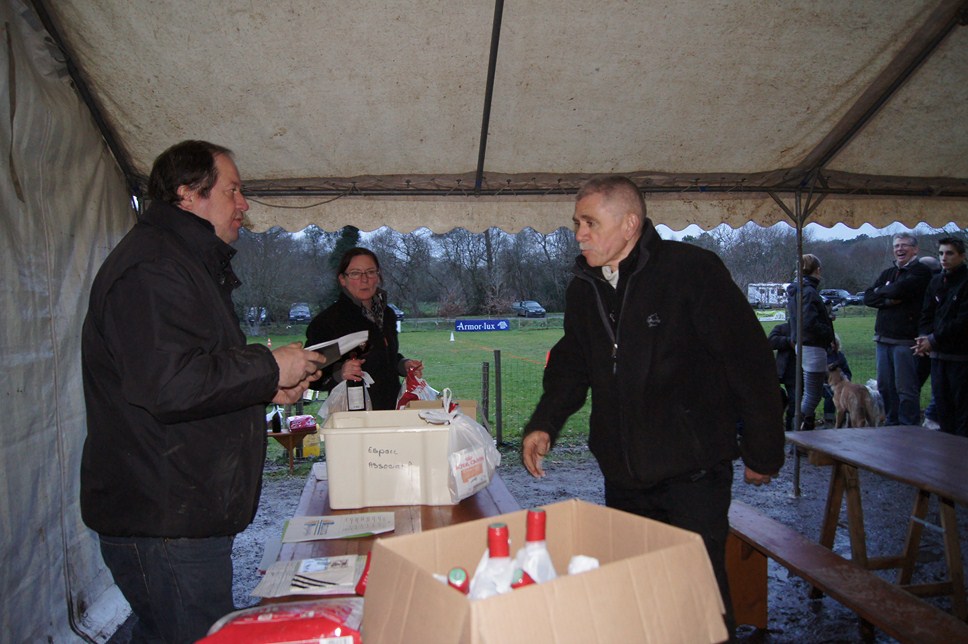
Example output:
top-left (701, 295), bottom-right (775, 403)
top-left (875, 342), bottom-right (921, 425)
top-left (99, 534), bottom-right (235, 643)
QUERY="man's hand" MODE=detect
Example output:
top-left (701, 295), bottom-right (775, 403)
top-left (522, 431), bottom-right (551, 478)
top-left (273, 342), bottom-right (325, 388)
top-left (913, 335), bottom-right (933, 357)
top-left (272, 383), bottom-right (310, 405)
top-left (404, 359), bottom-right (424, 379)
top-left (744, 466), bottom-right (774, 486)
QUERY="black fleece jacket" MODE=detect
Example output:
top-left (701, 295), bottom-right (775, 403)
top-left (524, 220), bottom-right (784, 489)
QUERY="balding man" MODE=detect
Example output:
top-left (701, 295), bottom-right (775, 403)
top-left (522, 175), bottom-right (784, 635)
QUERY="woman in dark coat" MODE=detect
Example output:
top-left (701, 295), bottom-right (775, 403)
top-left (306, 248), bottom-right (422, 410)
top-left (786, 254), bottom-right (835, 430)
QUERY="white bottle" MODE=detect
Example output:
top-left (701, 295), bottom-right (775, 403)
top-left (468, 523), bottom-right (514, 600)
top-left (514, 508), bottom-right (557, 583)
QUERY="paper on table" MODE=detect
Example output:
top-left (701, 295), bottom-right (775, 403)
top-left (282, 512), bottom-right (395, 543)
top-left (251, 555), bottom-right (365, 598)
top-left (305, 330), bottom-right (369, 357)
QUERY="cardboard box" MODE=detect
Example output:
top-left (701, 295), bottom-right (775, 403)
top-left (362, 499), bottom-right (727, 643)
top-left (321, 410), bottom-right (453, 508)
top-left (405, 398), bottom-right (478, 422)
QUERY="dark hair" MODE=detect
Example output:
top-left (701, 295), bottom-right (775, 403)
top-left (575, 175), bottom-right (647, 219)
top-left (938, 236), bottom-right (966, 255)
top-left (147, 140), bottom-right (232, 205)
top-left (337, 247), bottom-right (381, 281)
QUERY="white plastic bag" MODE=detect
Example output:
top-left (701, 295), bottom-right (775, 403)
top-left (317, 373), bottom-right (374, 424)
top-left (419, 389), bottom-right (501, 503)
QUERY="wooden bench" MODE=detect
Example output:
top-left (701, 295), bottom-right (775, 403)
top-left (727, 500), bottom-right (968, 643)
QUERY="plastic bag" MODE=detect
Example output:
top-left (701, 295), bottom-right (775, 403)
top-left (419, 389), bottom-right (501, 503)
top-left (200, 597), bottom-right (363, 643)
top-left (395, 367), bottom-right (440, 409)
top-left (317, 372), bottom-right (374, 424)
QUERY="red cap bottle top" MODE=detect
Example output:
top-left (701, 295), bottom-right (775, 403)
top-left (511, 569), bottom-right (536, 589)
top-left (526, 508), bottom-right (547, 543)
top-left (487, 522), bottom-right (510, 558)
top-left (447, 567), bottom-right (470, 594)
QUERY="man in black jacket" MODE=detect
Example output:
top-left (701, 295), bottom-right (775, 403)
top-left (81, 141), bottom-right (325, 643)
top-left (863, 233), bottom-right (932, 425)
top-left (915, 237), bottom-right (968, 436)
top-left (522, 176), bottom-right (784, 635)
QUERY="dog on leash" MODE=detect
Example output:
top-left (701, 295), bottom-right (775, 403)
top-left (827, 365), bottom-right (879, 427)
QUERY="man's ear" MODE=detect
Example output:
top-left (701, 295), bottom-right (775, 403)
top-left (623, 212), bottom-right (641, 240)
top-left (176, 185), bottom-right (194, 209)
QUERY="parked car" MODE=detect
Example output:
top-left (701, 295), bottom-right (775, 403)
top-left (245, 306), bottom-right (268, 325)
top-left (388, 303), bottom-right (405, 321)
top-left (511, 300), bottom-right (546, 318)
top-left (819, 289), bottom-right (859, 307)
top-left (288, 302), bottom-right (312, 323)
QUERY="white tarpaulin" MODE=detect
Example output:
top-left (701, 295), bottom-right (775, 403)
top-left (2, 0), bottom-right (967, 640)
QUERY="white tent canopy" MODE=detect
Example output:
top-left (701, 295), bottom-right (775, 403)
top-left (37, 0), bottom-right (968, 232)
top-left (2, 1), bottom-right (967, 641)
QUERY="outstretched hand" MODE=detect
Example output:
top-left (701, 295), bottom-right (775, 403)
top-left (522, 431), bottom-right (551, 478)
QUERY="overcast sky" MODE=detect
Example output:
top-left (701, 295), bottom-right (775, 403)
top-left (657, 221), bottom-right (957, 242)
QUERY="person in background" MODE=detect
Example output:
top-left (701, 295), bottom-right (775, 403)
top-left (823, 334), bottom-right (852, 426)
top-left (521, 175), bottom-right (784, 636)
top-left (81, 140), bottom-right (325, 643)
top-left (915, 237), bottom-right (968, 437)
top-left (863, 233), bottom-right (932, 425)
top-left (306, 247), bottom-right (423, 410)
top-left (767, 322), bottom-right (797, 432)
top-left (785, 254), bottom-right (835, 430)
top-left (918, 255), bottom-right (942, 430)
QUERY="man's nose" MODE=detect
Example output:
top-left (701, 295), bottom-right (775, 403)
top-left (238, 193), bottom-right (249, 211)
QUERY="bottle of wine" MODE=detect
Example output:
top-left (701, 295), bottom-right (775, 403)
top-left (346, 377), bottom-right (366, 411)
top-left (514, 508), bottom-right (557, 583)
top-left (345, 351), bottom-right (366, 411)
top-left (468, 523), bottom-right (513, 599)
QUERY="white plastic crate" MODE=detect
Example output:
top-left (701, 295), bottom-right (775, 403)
top-left (321, 410), bottom-right (453, 508)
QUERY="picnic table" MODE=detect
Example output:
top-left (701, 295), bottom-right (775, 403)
top-left (786, 426), bottom-right (968, 620)
top-left (268, 429), bottom-right (315, 474)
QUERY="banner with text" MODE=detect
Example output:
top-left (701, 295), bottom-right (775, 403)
top-left (455, 319), bottom-right (510, 332)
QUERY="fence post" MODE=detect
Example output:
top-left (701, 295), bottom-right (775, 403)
top-left (480, 361), bottom-right (490, 426)
top-left (494, 349), bottom-right (503, 446)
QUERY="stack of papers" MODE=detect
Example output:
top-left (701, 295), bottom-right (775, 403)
top-left (252, 555), bottom-right (366, 598)
top-left (281, 513), bottom-right (395, 543)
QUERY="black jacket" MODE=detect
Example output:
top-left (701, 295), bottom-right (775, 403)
top-left (786, 275), bottom-right (834, 349)
top-left (524, 220), bottom-right (784, 489)
top-left (919, 263), bottom-right (968, 359)
top-left (767, 323), bottom-right (796, 386)
top-left (306, 291), bottom-right (405, 410)
top-left (81, 202), bottom-right (278, 538)
top-left (864, 260), bottom-right (932, 343)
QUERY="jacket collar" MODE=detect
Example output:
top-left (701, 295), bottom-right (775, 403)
top-left (141, 200), bottom-right (240, 290)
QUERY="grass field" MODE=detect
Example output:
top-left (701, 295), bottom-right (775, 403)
top-left (256, 306), bottom-right (929, 470)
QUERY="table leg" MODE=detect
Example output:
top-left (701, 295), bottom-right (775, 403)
top-left (898, 489), bottom-right (930, 586)
top-left (812, 461), bottom-right (847, 599)
top-left (939, 496), bottom-right (967, 621)
top-left (842, 465), bottom-right (868, 568)
top-left (818, 461), bottom-right (846, 550)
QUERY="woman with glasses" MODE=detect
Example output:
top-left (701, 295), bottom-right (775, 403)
top-left (306, 247), bottom-right (423, 409)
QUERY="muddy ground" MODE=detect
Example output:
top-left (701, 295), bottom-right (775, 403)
top-left (112, 440), bottom-right (967, 643)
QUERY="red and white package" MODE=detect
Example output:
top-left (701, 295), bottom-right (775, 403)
top-left (200, 597), bottom-right (363, 644)
top-left (287, 415), bottom-right (317, 432)
top-left (395, 367), bottom-right (440, 409)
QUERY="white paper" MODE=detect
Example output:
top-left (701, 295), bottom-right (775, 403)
top-left (305, 330), bottom-right (369, 356)
top-left (312, 462), bottom-right (328, 480)
top-left (251, 555), bottom-right (365, 598)
top-left (281, 512), bottom-right (395, 543)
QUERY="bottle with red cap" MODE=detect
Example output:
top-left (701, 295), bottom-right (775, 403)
top-left (468, 523), bottom-right (514, 599)
top-left (447, 567), bottom-right (470, 594)
top-left (514, 508), bottom-right (557, 583)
